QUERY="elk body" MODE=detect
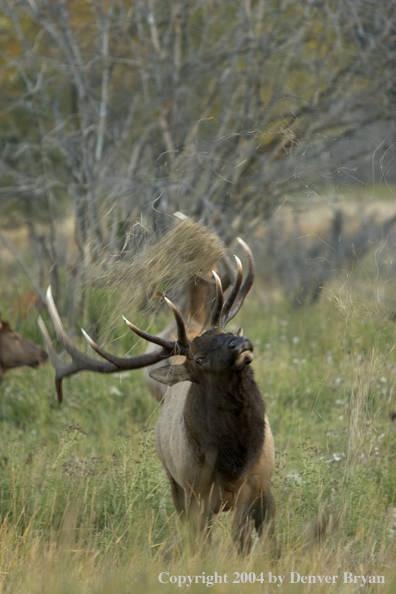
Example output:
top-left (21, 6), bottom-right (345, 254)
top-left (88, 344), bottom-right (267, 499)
top-left (39, 240), bottom-right (275, 552)
top-left (153, 327), bottom-right (275, 551)
top-left (0, 317), bottom-right (48, 385)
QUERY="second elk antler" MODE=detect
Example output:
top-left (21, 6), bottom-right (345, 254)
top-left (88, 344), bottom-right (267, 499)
top-left (38, 288), bottom-right (190, 404)
top-left (38, 239), bottom-right (275, 553)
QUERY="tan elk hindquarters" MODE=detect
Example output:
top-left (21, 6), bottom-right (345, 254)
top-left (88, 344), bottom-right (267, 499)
top-left (40, 239), bottom-right (275, 552)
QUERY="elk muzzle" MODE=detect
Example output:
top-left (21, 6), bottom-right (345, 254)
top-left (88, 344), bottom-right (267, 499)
top-left (28, 346), bottom-right (49, 368)
top-left (228, 336), bottom-right (254, 369)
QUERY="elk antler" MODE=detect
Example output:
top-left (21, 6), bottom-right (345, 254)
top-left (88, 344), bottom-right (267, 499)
top-left (208, 238), bottom-right (254, 329)
top-left (210, 271), bottom-right (224, 327)
top-left (220, 256), bottom-right (243, 325)
top-left (39, 239), bottom-right (254, 402)
top-left (38, 287), bottom-right (189, 403)
top-left (221, 238), bottom-right (254, 326)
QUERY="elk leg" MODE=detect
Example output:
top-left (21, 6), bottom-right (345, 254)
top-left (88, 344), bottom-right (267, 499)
top-left (169, 478), bottom-right (211, 546)
top-left (252, 489), bottom-right (276, 537)
top-left (253, 490), bottom-right (279, 557)
top-left (232, 507), bottom-right (255, 555)
top-left (232, 490), bottom-right (276, 554)
top-left (167, 472), bottom-right (185, 515)
top-left (181, 486), bottom-right (214, 548)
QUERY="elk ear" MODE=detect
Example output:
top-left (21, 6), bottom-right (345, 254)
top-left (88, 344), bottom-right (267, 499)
top-left (149, 364), bottom-right (191, 386)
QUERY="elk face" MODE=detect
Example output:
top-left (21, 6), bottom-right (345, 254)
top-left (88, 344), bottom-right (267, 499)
top-left (191, 330), bottom-right (254, 372)
top-left (150, 328), bottom-right (254, 387)
top-left (0, 319), bottom-right (48, 380)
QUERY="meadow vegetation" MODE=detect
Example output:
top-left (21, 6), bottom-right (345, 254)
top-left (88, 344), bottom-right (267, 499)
top-left (1, 245), bottom-right (396, 592)
top-left (1, 0), bottom-right (396, 588)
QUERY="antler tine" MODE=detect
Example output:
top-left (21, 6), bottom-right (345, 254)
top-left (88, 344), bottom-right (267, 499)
top-left (41, 286), bottom-right (183, 402)
top-left (223, 238), bottom-right (255, 326)
top-left (220, 255), bottom-right (243, 327)
top-left (220, 253), bottom-right (237, 292)
top-left (81, 327), bottom-right (173, 370)
top-left (163, 297), bottom-right (190, 352)
top-left (41, 287), bottom-right (124, 402)
top-left (37, 314), bottom-right (63, 369)
top-left (46, 286), bottom-right (89, 362)
top-left (38, 312), bottom-right (120, 403)
top-left (210, 271), bottom-right (224, 327)
top-left (38, 314), bottom-right (67, 404)
top-left (122, 317), bottom-right (176, 350)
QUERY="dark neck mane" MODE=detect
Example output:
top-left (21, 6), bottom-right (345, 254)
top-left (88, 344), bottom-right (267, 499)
top-left (183, 367), bottom-right (265, 487)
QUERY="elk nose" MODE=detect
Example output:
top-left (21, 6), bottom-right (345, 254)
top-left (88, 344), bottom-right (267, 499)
top-left (228, 337), bottom-right (253, 354)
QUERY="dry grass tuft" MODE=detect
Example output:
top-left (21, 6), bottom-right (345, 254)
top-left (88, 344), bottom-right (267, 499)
top-left (88, 218), bottom-right (226, 328)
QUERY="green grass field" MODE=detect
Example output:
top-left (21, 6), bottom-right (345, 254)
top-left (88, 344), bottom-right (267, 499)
top-left (1, 257), bottom-right (396, 592)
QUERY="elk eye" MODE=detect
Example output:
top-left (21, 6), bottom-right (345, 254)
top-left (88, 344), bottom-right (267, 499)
top-left (195, 357), bottom-right (206, 365)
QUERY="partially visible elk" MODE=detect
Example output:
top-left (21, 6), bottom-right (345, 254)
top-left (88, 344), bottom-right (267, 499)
top-left (38, 239), bottom-right (275, 553)
top-left (0, 317), bottom-right (48, 385)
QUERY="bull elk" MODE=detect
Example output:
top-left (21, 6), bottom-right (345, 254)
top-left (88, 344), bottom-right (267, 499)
top-left (38, 239), bottom-right (275, 552)
top-left (0, 317), bottom-right (48, 385)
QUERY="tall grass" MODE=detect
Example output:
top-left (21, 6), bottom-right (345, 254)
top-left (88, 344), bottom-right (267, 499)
top-left (1, 272), bottom-right (396, 591)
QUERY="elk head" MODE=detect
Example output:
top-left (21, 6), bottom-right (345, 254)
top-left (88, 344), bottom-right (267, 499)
top-left (0, 317), bottom-right (48, 385)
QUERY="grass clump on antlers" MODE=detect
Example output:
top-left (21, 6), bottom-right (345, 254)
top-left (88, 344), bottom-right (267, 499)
top-left (89, 217), bottom-right (226, 332)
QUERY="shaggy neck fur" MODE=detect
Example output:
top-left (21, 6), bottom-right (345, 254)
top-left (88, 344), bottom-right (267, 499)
top-left (183, 366), bottom-right (265, 488)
